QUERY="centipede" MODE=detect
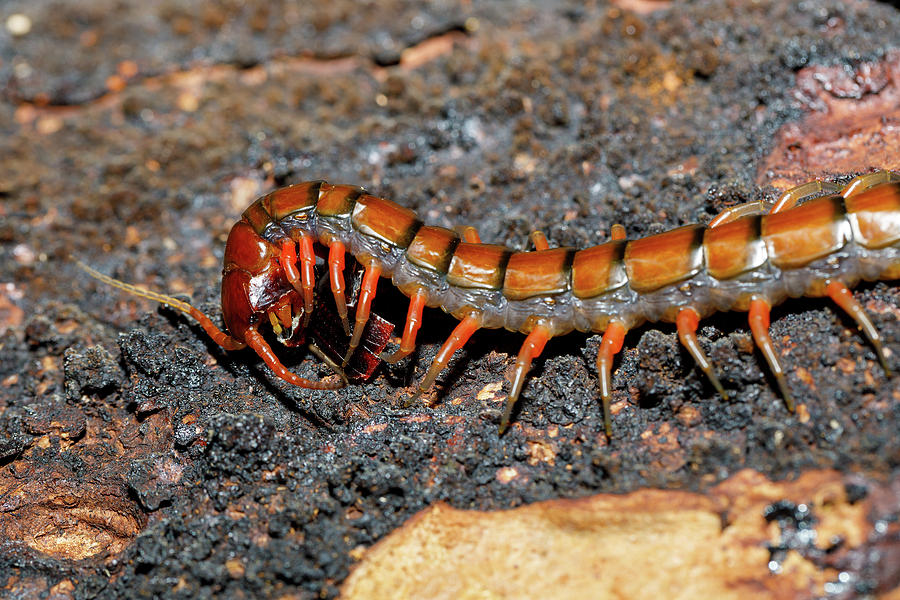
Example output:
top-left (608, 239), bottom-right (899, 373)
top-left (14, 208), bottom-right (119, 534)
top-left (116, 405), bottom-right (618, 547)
top-left (77, 170), bottom-right (900, 435)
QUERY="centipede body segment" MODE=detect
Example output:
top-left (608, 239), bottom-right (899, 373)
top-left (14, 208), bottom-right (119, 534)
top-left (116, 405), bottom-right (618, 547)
top-left (79, 171), bottom-right (900, 435)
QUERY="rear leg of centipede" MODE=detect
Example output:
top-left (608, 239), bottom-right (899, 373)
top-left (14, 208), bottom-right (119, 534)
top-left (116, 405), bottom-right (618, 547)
top-left (824, 174), bottom-right (896, 375)
top-left (722, 174), bottom-right (897, 406)
top-left (705, 180), bottom-right (848, 407)
top-left (709, 172), bottom-right (900, 230)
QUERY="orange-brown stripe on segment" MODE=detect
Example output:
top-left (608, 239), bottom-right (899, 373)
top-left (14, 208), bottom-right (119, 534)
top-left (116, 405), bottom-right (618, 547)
top-left (704, 215), bottom-right (766, 280)
top-left (316, 183), bottom-right (365, 217)
top-left (571, 241), bottom-right (627, 299)
top-left (762, 195), bottom-right (849, 269)
top-left (264, 181), bottom-right (322, 220)
top-left (242, 199), bottom-right (275, 235)
top-left (351, 194), bottom-right (422, 248)
top-left (446, 243), bottom-right (511, 290)
top-left (845, 182), bottom-right (900, 249)
top-left (406, 226), bottom-right (460, 273)
top-left (624, 225), bottom-right (705, 294)
top-left (503, 248), bottom-right (573, 300)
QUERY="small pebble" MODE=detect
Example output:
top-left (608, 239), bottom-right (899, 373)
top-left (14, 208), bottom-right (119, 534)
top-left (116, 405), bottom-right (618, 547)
top-left (6, 14), bottom-right (32, 36)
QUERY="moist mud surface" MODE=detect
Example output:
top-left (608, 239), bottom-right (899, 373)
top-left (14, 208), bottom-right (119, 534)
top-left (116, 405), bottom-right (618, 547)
top-left (2, 1), bottom-right (900, 597)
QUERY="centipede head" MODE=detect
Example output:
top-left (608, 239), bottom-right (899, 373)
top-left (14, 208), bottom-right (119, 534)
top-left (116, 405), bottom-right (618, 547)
top-left (221, 220), bottom-right (308, 347)
top-left (220, 218), bottom-right (394, 381)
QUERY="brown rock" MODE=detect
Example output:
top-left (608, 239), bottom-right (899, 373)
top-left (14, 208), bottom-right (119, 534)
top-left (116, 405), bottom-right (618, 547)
top-left (343, 470), bottom-right (896, 599)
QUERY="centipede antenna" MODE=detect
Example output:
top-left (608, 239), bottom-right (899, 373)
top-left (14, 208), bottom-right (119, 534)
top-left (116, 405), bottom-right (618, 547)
top-left (676, 308), bottom-right (728, 399)
top-left (596, 322), bottom-right (627, 438)
top-left (342, 263), bottom-right (382, 367)
top-left (500, 324), bottom-right (551, 434)
top-left (75, 259), bottom-right (246, 351)
top-left (748, 299), bottom-right (795, 412)
top-left (825, 281), bottom-right (892, 375)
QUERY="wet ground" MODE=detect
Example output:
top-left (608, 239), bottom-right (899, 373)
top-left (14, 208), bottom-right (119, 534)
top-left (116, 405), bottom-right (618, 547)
top-left (1, 0), bottom-right (900, 597)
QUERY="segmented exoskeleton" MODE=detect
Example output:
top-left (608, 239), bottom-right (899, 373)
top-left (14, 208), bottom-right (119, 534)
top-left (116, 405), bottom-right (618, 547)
top-left (79, 171), bottom-right (900, 435)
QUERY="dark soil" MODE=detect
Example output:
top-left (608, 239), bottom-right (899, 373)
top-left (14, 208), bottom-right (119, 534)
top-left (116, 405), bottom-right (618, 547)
top-left (2, 0), bottom-right (899, 597)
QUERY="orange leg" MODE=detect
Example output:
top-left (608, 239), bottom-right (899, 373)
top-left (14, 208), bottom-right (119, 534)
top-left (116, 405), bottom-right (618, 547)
top-left (407, 313), bottom-right (482, 405)
top-left (280, 237), bottom-right (315, 328)
top-left (676, 307), bottom-right (727, 398)
top-left (244, 328), bottom-right (344, 389)
top-left (500, 324), bottom-right (551, 434)
top-left (748, 298), bottom-right (795, 411)
top-left (825, 280), bottom-right (892, 374)
top-left (460, 226), bottom-right (481, 243)
top-left (382, 288), bottom-right (428, 363)
top-left (595, 321), bottom-right (627, 437)
top-left (610, 224), bottom-right (627, 241)
top-left (328, 242), bottom-right (351, 335)
top-left (342, 263), bottom-right (382, 366)
top-left (297, 234), bottom-right (316, 327)
top-left (530, 231), bottom-right (550, 251)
